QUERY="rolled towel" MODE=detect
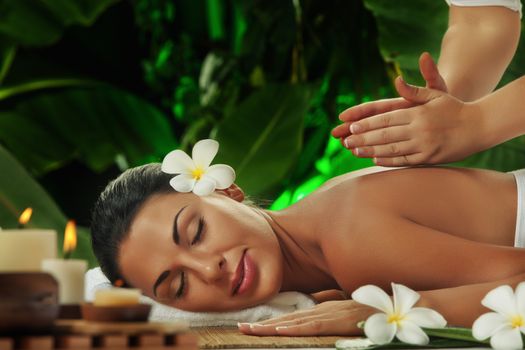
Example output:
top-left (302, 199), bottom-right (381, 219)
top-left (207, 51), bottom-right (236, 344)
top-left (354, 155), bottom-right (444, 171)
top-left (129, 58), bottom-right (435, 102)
top-left (85, 267), bottom-right (316, 327)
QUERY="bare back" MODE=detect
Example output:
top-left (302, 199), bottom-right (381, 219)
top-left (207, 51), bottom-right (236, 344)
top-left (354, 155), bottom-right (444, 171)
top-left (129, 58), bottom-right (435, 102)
top-left (283, 166), bottom-right (524, 294)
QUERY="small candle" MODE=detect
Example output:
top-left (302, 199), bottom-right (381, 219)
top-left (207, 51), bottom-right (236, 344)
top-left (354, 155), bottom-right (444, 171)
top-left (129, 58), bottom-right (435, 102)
top-left (94, 288), bottom-right (141, 306)
top-left (41, 258), bottom-right (87, 304)
top-left (0, 208), bottom-right (57, 272)
top-left (41, 220), bottom-right (87, 304)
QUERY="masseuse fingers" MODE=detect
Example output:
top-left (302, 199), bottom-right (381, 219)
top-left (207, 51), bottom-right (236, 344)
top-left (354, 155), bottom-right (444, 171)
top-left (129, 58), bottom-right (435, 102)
top-left (347, 109), bottom-right (411, 136)
top-left (331, 122), bottom-right (352, 139)
top-left (344, 125), bottom-right (411, 149)
top-left (338, 97), bottom-right (413, 122)
top-left (374, 153), bottom-right (425, 167)
top-left (352, 141), bottom-right (416, 158)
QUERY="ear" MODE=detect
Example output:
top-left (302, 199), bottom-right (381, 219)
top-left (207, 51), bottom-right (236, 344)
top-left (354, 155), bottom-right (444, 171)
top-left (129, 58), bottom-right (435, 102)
top-left (216, 183), bottom-right (245, 202)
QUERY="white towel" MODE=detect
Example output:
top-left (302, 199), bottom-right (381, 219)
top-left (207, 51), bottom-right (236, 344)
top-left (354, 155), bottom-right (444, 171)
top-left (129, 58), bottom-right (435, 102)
top-left (85, 267), bottom-right (316, 327)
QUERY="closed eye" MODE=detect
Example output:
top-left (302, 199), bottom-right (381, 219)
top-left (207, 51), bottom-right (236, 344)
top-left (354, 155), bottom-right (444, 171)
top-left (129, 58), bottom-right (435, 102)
top-left (174, 271), bottom-right (185, 299)
top-left (190, 217), bottom-right (205, 245)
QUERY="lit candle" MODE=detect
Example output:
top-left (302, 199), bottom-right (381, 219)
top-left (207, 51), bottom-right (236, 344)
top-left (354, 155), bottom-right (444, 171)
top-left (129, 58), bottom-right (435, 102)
top-left (41, 220), bottom-right (87, 304)
top-left (93, 288), bottom-right (141, 306)
top-left (0, 208), bottom-right (57, 272)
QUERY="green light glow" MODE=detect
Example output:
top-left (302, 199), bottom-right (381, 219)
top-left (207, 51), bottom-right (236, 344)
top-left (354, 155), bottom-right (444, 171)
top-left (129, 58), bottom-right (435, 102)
top-left (324, 136), bottom-right (342, 157)
top-left (233, 2), bottom-right (247, 54)
top-left (270, 189), bottom-right (293, 210)
top-left (207, 0), bottom-right (224, 40)
top-left (291, 175), bottom-right (327, 204)
top-left (315, 158), bottom-right (331, 175)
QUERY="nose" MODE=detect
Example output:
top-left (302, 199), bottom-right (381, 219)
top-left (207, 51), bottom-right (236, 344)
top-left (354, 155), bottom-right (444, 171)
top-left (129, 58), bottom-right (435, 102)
top-left (181, 251), bottom-right (226, 283)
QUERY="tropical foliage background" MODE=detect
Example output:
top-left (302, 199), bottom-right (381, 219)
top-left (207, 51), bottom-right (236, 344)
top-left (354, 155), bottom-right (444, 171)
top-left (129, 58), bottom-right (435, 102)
top-left (1, 0), bottom-right (525, 266)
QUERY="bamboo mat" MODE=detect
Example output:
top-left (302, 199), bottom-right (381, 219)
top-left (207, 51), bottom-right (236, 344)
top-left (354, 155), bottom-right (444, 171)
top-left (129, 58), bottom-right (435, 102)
top-left (193, 327), bottom-right (341, 349)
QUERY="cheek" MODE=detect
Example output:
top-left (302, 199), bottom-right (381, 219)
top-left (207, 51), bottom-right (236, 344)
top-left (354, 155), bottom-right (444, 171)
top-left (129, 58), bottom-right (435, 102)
top-left (251, 244), bottom-right (283, 295)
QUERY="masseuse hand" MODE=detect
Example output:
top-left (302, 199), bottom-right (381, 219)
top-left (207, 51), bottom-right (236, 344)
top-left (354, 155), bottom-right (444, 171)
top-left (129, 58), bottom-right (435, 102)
top-left (331, 52), bottom-right (446, 143)
top-left (331, 53), bottom-right (480, 166)
top-left (237, 300), bottom-right (375, 336)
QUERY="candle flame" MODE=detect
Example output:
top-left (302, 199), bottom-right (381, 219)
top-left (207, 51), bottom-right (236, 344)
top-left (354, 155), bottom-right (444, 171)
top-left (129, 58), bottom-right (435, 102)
top-left (18, 208), bottom-right (33, 225)
top-left (63, 220), bottom-right (77, 255)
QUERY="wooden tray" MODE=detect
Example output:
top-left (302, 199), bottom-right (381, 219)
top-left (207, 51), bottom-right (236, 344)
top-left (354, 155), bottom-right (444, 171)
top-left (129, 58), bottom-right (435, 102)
top-left (54, 319), bottom-right (189, 335)
top-left (0, 319), bottom-right (198, 350)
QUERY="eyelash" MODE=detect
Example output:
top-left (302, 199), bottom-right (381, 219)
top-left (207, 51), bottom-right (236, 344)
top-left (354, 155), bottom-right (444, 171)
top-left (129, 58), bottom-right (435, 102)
top-left (190, 217), bottom-right (205, 245)
top-left (173, 217), bottom-right (205, 299)
top-left (174, 271), bottom-right (185, 299)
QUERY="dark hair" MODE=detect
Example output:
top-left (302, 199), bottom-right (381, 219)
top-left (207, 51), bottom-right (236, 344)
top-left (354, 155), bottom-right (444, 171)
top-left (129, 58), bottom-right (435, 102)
top-left (90, 163), bottom-right (174, 284)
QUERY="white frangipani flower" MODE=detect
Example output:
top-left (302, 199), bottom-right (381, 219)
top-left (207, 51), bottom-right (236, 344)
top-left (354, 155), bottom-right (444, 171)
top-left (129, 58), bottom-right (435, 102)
top-left (351, 283), bottom-right (447, 345)
top-left (161, 139), bottom-right (235, 196)
top-left (473, 283), bottom-right (525, 350)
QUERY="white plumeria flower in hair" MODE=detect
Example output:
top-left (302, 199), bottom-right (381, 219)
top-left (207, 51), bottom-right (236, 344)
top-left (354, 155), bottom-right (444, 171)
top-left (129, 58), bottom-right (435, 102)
top-left (473, 283), bottom-right (525, 350)
top-left (161, 139), bottom-right (235, 196)
top-left (351, 283), bottom-right (447, 345)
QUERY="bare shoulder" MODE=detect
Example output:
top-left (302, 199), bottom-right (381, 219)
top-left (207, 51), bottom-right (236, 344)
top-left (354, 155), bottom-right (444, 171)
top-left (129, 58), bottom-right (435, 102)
top-left (317, 166), bottom-right (403, 192)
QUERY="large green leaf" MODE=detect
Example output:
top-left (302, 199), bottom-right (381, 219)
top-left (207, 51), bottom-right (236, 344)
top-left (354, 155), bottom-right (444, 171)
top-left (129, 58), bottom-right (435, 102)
top-left (0, 144), bottom-right (96, 266)
top-left (336, 327), bottom-right (486, 350)
top-left (452, 137), bottom-right (525, 172)
top-left (212, 84), bottom-right (315, 196)
top-left (0, 85), bottom-right (177, 175)
top-left (0, 0), bottom-right (119, 47)
top-left (363, 0), bottom-right (448, 85)
top-left (499, 16), bottom-right (525, 86)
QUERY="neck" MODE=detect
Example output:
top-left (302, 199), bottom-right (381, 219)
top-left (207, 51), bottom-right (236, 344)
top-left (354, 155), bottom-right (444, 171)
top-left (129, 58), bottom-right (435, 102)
top-left (256, 206), bottom-right (339, 293)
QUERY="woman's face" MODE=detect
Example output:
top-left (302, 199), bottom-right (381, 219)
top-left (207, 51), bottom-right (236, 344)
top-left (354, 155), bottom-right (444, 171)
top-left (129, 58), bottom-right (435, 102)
top-left (118, 192), bottom-right (284, 312)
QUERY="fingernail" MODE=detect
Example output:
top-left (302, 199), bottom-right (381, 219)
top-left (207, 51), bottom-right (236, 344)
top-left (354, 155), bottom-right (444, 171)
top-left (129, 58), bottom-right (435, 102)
top-left (344, 138), bottom-right (350, 149)
top-left (275, 326), bottom-right (288, 331)
top-left (350, 123), bottom-right (361, 133)
top-left (354, 148), bottom-right (361, 156)
top-left (344, 138), bottom-right (354, 149)
top-left (249, 323), bottom-right (263, 329)
top-left (238, 322), bottom-right (249, 328)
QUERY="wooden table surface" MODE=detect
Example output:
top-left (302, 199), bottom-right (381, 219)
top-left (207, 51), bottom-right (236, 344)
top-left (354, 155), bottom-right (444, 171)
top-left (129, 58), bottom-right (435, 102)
top-left (194, 327), bottom-right (341, 349)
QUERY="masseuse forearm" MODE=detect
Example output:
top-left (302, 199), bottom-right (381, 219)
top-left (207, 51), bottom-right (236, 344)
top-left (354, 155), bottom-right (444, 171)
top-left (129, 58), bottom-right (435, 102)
top-left (438, 6), bottom-right (520, 101)
top-left (470, 75), bottom-right (525, 150)
top-left (418, 272), bottom-right (525, 327)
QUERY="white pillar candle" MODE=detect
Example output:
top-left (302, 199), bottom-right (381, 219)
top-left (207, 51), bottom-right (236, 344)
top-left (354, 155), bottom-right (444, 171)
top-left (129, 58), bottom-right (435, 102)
top-left (0, 230), bottom-right (57, 271)
top-left (41, 259), bottom-right (87, 304)
top-left (94, 288), bottom-right (141, 306)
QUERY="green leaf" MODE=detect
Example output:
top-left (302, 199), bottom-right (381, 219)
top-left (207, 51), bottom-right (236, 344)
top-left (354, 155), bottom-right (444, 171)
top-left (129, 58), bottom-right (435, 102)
top-left (493, 15), bottom-right (525, 85)
top-left (0, 86), bottom-right (178, 175)
top-left (336, 338), bottom-right (482, 350)
top-left (0, 41), bottom-right (15, 84)
top-left (212, 84), bottom-right (315, 196)
top-left (0, 78), bottom-right (98, 100)
top-left (336, 327), bottom-right (488, 350)
top-left (452, 137), bottom-right (525, 172)
top-left (0, 144), bottom-right (96, 266)
top-left (424, 327), bottom-right (483, 343)
top-left (363, 0), bottom-right (448, 85)
top-left (0, 0), bottom-right (120, 47)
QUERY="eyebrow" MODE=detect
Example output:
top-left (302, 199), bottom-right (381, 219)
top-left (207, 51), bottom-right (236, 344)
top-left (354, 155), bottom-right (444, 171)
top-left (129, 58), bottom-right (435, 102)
top-left (172, 205), bottom-right (187, 245)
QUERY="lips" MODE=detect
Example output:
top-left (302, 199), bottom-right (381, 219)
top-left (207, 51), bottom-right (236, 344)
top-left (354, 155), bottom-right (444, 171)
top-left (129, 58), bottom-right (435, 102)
top-left (231, 249), bottom-right (256, 296)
